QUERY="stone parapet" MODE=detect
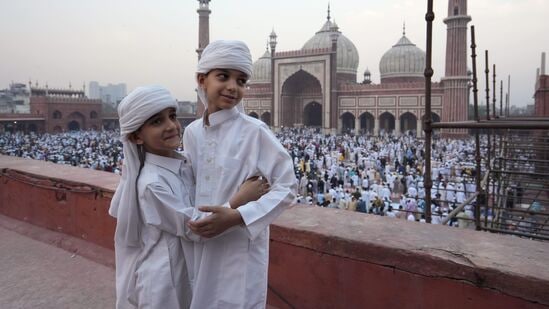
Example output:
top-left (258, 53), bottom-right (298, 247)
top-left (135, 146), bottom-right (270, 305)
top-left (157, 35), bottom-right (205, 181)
top-left (1, 155), bottom-right (547, 308)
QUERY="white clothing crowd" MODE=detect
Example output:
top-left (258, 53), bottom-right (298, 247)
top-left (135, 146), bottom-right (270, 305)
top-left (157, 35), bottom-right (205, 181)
top-left (275, 127), bottom-right (485, 228)
top-left (1, 127), bottom-right (490, 228)
top-left (0, 130), bottom-right (124, 173)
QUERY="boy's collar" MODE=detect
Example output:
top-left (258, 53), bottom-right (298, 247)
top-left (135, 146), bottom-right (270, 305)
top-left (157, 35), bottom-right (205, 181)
top-left (145, 151), bottom-right (187, 174)
top-left (203, 107), bottom-right (239, 128)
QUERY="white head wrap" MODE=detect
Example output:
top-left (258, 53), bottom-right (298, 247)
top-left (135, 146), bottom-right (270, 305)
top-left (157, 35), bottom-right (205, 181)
top-left (196, 39), bottom-right (253, 112)
top-left (109, 85), bottom-right (178, 247)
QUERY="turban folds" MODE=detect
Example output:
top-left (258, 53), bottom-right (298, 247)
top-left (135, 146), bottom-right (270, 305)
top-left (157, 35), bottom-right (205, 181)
top-left (196, 39), bottom-right (253, 111)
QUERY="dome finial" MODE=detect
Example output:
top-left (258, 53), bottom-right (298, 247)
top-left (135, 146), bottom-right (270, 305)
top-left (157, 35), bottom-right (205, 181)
top-left (327, 3), bottom-right (331, 21)
top-left (403, 21), bottom-right (406, 36)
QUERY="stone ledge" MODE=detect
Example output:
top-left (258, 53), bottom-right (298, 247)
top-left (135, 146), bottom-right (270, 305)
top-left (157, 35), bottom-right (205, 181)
top-left (271, 205), bottom-right (549, 306)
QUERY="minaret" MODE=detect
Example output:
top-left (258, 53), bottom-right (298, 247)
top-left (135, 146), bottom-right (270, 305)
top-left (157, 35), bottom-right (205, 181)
top-left (196, 0), bottom-right (211, 117)
top-left (442, 0), bottom-right (471, 133)
top-left (196, 0), bottom-right (211, 59)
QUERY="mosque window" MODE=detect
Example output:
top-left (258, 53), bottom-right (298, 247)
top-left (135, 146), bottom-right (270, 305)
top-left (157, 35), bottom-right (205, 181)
top-left (454, 6), bottom-right (459, 15)
top-left (90, 111), bottom-right (98, 119)
top-left (53, 110), bottom-right (62, 119)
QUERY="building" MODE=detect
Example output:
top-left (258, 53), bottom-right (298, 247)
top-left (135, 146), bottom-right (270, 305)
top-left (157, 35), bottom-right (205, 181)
top-left (88, 81), bottom-right (127, 107)
top-left (0, 82), bottom-right (198, 133)
top-left (196, 1), bottom-right (472, 136)
top-left (535, 52), bottom-right (548, 117)
top-left (0, 83), bottom-right (102, 133)
top-left (0, 83), bottom-right (30, 114)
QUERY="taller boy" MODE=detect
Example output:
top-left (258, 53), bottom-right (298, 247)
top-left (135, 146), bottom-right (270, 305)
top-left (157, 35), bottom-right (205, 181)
top-left (183, 40), bottom-right (297, 308)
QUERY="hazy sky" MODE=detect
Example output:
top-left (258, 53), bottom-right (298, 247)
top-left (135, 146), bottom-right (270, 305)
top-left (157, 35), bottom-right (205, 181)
top-left (1, 0), bottom-right (547, 106)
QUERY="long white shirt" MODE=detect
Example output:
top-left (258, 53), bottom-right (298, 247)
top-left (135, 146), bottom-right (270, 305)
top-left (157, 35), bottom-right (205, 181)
top-left (114, 152), bottom-right (196, 309)
top-left (183, 107), bottom-right (297, 309)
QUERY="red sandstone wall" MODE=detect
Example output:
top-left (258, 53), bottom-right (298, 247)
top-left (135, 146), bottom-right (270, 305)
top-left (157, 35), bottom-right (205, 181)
top-left (0, 168), bottom-right (116, 250)
top-left (1, 156), bottom-right (548, 308)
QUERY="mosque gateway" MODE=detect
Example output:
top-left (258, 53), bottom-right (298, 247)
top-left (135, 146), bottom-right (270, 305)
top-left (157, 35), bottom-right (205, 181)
top-left (234, 1), bottom-right (471, 136)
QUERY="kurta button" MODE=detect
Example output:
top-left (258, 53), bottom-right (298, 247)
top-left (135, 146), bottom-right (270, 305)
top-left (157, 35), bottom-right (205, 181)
top-left (207, 158), bottom-right (212, 163)
top-left (205, 176), bottom-right (210, 181)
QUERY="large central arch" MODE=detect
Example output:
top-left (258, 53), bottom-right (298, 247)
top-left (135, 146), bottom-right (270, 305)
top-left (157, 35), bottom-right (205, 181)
top-left (280, 69), bottom-right (322, 127)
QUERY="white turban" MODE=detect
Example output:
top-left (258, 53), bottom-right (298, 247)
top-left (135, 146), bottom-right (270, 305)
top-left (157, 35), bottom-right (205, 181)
top-left (196, 39), bottom-right (253, 111)
top-left (109, 85), bottom-right (178, 247)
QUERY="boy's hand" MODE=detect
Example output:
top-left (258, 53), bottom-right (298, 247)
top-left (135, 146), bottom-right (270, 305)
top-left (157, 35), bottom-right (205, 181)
top-left (229, 176), bottom-right (270, 208)
top-left (188, 206), bottom-right (244, 238)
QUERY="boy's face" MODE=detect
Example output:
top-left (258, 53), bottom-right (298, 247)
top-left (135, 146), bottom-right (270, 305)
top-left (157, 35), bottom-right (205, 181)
top-left (131, 107), bottom-right (181, 157)
top-left (197, 69), bottom-right (248, 113)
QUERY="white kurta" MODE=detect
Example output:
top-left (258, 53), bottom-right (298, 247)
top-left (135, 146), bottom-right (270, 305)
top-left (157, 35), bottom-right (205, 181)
top-left (114, 152), bottom-right (196, 309)
top-left (183, 107), bottom-right (297, 309)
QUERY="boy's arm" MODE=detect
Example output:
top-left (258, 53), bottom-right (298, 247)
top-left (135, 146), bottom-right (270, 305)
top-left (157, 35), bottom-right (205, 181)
top-left (187, 177), bottom-right (269, 238)
top-left (236, 126), bottom-right (297, 240)
top-left (141, 183), bottom-right (200, 242)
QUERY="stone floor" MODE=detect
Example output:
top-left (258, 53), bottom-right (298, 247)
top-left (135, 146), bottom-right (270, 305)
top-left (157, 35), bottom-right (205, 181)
top-left (0, 225), bottom-right (116, 309)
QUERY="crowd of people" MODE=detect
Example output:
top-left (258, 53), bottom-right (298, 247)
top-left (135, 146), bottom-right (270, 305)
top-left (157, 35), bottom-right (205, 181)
top-left (276, 127), bottom-right (483, 228)
top-left (1, 127), bottom-right (486, 227)
top-left (0, 130), bottom-right (124, 173)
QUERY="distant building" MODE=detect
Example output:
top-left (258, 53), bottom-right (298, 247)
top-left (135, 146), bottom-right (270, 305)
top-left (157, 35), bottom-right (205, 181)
top-left (0, 83), bottom-right (102, 133)
top-left (197, 0), bottom-right (472, 136)
top-left (534, 52), bottom-right (548, 116)
top-left (88, 81), bottom-right (127, 107)
top-left (0, 83), bottom-right (30, 114)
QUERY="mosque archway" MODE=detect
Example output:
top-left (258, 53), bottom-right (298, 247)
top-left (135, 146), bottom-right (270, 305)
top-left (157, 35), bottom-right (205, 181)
top-left (68, 121), bottom-right (80, 131)
top-left (28, 124), bottom-right (37, 132)
top-left (400, 112), bottom-right (417, 134)
top-left (261, 112), bottom-right (271, 126)
top-left (66, 112), bottom-right (85, 131)
top-left (359, 112), bottom-right (375, 134)
top-left (341, 112), bottom-right (355, 134)
top-left (422, 112), bottom-right (441, 123)
top-left (379, 112), bottom-right (395, 134)
top-left (280, 69), bottom-right (322, 127)
top-left (248, 112), bottom-right (259, 119)
top-left (303, 102), bottom-right (322, 127)
top-left (53, 126), bottom-right (62, 133)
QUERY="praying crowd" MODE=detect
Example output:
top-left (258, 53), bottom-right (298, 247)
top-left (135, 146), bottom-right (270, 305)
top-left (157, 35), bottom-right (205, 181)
top-left (1, 127), bottom-right (488, 228)
top-left (276, 127), bottom-right (484, 228)
top-left (0, 130), bottom-right (124, 173)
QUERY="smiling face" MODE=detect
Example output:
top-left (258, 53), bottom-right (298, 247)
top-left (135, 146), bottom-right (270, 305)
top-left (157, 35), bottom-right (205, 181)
top-left (130, 107), bottom-right (181, 157)
top-left (197, 68), bottom-right (248, 114)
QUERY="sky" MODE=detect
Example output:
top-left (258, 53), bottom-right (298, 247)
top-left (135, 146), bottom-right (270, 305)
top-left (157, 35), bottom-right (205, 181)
top-left (0, 0), bottom-right (547, 107)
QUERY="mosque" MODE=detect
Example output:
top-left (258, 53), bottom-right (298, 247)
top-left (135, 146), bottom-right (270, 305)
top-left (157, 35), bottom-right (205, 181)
top-left (197, 0), bottom-right (471, 136)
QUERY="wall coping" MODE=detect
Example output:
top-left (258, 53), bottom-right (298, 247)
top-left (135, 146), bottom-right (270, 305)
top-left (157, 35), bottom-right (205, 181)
top-left (0, 155), bottom-right (119, 192)
top-left (272, 205), bottom-right (549, 306)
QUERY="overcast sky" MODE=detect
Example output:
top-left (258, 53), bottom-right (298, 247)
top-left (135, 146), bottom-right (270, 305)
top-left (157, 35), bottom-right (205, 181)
top-left (1, 0), bottom-right (547, 106)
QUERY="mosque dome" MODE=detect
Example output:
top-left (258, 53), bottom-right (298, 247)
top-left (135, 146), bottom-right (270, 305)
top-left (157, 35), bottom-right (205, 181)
top-left (249, 48), bottom-right (271, 84)
top-left (301, 17), bottom-right (359, 75)
top-left (379, 34), bottom-right (426, 83)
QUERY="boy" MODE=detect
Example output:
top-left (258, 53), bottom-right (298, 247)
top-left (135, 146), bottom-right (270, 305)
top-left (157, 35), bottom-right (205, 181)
top-left (184, 40), bottom-right (297, 308)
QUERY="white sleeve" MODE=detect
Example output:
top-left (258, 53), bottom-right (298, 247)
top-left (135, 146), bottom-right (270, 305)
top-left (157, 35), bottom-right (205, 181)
top-left (141, 183), bottom-right (200, 242)
top-left (236, 126), bottom-right (297, 240)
